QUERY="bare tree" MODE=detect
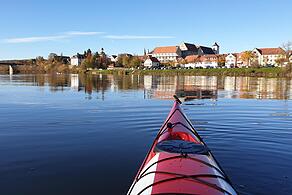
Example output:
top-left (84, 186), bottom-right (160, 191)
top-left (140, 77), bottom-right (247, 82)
top-left (281, 41), bottom-right (292, 74)
top-left (281, 41), bottom-right (292, 61)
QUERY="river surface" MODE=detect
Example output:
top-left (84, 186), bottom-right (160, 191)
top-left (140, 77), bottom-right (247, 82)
top-left (0, 74), bottom-right (292, 195)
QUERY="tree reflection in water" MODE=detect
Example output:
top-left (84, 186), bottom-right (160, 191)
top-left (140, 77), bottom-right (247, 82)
top-left (2, 74), bottom-right (292, 101)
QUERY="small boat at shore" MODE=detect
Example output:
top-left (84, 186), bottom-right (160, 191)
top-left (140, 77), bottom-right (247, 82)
top-left (127, 96), bottom-right (237, 195)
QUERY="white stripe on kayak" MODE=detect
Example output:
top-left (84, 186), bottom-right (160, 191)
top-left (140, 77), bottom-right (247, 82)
top-left (128, 153), bottom-right (160, 195)
top-left (206, 155), bottom-right (237, 195)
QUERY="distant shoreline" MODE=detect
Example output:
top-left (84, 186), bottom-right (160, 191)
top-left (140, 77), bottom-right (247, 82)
top-left (0, 66), bottom-right (291, 78)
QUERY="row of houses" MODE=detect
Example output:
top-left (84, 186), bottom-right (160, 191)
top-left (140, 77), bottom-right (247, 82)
top-left (225, 48), bottom-right (292, 68)
top-left (69, 42), bottom-right (218, 68)
top-left (62, 41), bottom-right (291, 69)
top-left (143, 42), bottom-right (292, 68)
top-left (143, 42), bottom-right (219, 68)
top-left (150, 42), bottom-right (219, 63)
top-left (70, 51), bottom-right (132, 67)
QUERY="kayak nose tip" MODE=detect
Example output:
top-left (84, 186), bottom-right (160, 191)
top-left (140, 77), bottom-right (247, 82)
top-left (173, 95), bottom-right (182, 104)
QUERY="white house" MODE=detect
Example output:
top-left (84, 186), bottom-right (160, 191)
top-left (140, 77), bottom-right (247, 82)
top-left (151, 46), bottom-right (182, 63)
top-left (184, 54), bottom-right (218, 68)
top-left (225, 53), bottom-right (237, 68)
top-left (143, 56), bottom-right (160, 68)
top-left (200, 55), bottom-right (219, 68)
top-left (235, 53), bottom-right (247, 67)
top-left (109, 55), bottom-right (118, 63)
top-left (184, 55), bottom-right (201, 68)
top-left (70, 53), bottom-right (85, 66)
top-left (252, 48), bottom-right (285, 66)
top-left (225, 52), bottom-right (247, 68)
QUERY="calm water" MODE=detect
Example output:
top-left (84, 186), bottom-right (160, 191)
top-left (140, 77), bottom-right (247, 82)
top-left (0, 74), bottom-right (292, 195)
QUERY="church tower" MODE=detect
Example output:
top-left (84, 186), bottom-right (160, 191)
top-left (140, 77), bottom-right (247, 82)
top-left (212, 42), bottom-right (219, 54)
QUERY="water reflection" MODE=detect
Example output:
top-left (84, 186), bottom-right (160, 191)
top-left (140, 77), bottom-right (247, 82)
top-left (0, 74), bottom-right (291, 100)
top-left (0, 73), bottom-right (292, 195)
top-left (144, 75), bottom-right (218, 100)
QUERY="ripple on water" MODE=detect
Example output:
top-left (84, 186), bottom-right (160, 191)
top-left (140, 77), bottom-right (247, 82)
top-left (0, 75), bottom-right (292, 195)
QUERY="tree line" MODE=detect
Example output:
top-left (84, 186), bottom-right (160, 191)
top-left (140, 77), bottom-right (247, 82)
top-left (80, 48), bottom-right (110, 69)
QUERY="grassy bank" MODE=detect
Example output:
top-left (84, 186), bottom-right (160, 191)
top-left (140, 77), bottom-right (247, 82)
top-left (90, 67), bottom-right (288, 78)
top-left (1, 66), bottom-right (290, 78)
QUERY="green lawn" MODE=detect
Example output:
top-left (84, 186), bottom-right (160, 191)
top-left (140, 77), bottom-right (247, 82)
top-left (90, 67), bottom-right (287, 77)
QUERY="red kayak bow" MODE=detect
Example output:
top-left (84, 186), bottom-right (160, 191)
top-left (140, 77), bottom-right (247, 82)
top-left (127, 96), bottom-right (237, 195)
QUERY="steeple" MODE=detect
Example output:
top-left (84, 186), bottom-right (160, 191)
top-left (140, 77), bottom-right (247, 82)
top-left (212, 42), bottom-right (219, 54)
top-left (100, 48), bottom-right (105, 56)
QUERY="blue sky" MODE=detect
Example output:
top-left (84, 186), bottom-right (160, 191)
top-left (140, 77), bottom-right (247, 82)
top-left (0, 0), bottom-right (291, 59)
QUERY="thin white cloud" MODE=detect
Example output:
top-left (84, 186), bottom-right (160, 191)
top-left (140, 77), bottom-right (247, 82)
top-left (3, 31), bottom-right (103, 44)
top-left (4, 35), bottom-right (67, 43)
top-left (104, 35), bottom-right (175, 40)
top-left (65, 31), bottom-right (105, 36)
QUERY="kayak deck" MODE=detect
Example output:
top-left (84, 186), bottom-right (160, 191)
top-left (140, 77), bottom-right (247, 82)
top-left (128, 99), bottom-right (237, 195)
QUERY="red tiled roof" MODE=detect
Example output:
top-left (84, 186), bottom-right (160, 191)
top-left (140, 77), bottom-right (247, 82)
top-left (153, 46), bottom-right (178, 54)
top-left (185, 54), bottom-right (219, 63)
top-left (185, 55), bottom-right (200, 63)
top-left (200, 54), bottom-right (218, 62)
top-left (257, 48), bottom-right (285, 55)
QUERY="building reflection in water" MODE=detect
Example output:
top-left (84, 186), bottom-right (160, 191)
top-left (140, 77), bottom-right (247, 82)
top-left (2, 74), bottom-right (292, 100)
top-left (70, 74), bottom-right (79, 91)
top-left (144, 75), bottom-right (218, 101)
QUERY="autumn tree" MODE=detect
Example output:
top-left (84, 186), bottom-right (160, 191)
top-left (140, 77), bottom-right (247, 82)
top-left (82, 51), bottom-right (94, 69)
top-left (241, 51), bottom-right (256, 67)
top-left (116, 55), bottom-right (142, 68)
top-left (36, 56), bottom-right (45, 66)
top-left (178, 58), bottom-right (187, 65)
top-left (48, 53), bottom-right (57, 62)
top-left (217, 55), bottom-right (226, 67)
top-left (117, 55), bottom-right (130, 67)
top-left (81, 49), bottom-right (110, 70)
top-left (169, 61), bottom-right (176, 67)
top-left (98, 49), bottom-right (110, 69)
top-left (275, 57), bottom-right (286, 66)
top-left (130, 56), bottom-right (142, 68)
